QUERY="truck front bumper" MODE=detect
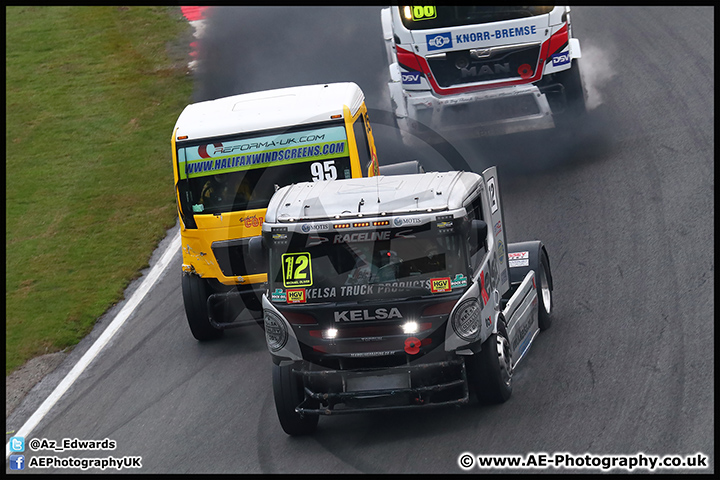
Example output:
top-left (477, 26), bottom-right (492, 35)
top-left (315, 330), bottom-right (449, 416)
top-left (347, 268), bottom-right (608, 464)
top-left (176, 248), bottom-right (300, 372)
top-left (398, 83), bottom-right (556, 140)
top-left (293, 357), bottom-right (469, 415)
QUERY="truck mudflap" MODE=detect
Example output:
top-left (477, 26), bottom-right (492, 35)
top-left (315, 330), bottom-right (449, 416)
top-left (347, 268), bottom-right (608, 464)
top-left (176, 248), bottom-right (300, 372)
top-left (293, 359), bottom-right (470, 415)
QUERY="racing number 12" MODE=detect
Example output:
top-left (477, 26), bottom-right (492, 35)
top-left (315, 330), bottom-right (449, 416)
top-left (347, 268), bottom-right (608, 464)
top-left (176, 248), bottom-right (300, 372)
top-left (282, 252), bottom-right (313, 287)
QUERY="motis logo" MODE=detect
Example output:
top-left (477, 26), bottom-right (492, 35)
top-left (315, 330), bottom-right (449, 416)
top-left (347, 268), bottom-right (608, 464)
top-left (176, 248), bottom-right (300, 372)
top-left (552, 52), bottom-right (570, 67)
top-left (402, 72), bottom-right (421, 84)
top-left (426, 32), bottom-right (452, 51)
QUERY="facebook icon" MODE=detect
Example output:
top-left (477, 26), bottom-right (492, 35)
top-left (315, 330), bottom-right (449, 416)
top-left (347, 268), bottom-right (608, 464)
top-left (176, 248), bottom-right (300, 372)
top-left (10, 454), bottom-right (25, 470)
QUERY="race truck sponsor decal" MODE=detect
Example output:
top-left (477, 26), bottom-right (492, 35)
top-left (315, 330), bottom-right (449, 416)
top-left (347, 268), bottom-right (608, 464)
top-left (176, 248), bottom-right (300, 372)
top-left (334, 308), bottom-right (403, 322)
top-left (479, 259), bottom-right (498, 307)
top-left (301, 223), bottom-right (330, 233)
top-left (455, 24), bottom-right (538, 44)
top-left (240, 214), bottom-right (264, 228)
top-left (494, 220), bottom-right (502, 236)
top-left (508, 251), bottom-right (529, 268)
top-left (497, 239), bottom-right (505, 264)
top-left (479, 271), bottom-right (490, 306)
top-left (512, 313), bottom-right (534, 351)
top-left (306, 287), bottom-right (337, 300)
top-left (393, 217), bottom-right (423, 227)
top-left (286, 289), bottom-right (306, 304)
top-left (451, 274), bottom-right (467, 289)
top-left (271, 288), bottom-right (286, 302)
top-left (333, 231), bottom-right (391, 243)
top-left (431, 277), bottom-right (452, 293)
top-left (551, 52), bottom-right (570, 67)
top-left (340, 284), bottom-right (375, 297)
top-left (179, 125), bottom-right (348, 179)
top-left (402, 72), bottom-right (422, 85)
top-left (375, 279), bottom-right (431, 294)
top-left (281, 252), bottom-right (313, 287)
top-left (426, 32), bottom-right (453, 51)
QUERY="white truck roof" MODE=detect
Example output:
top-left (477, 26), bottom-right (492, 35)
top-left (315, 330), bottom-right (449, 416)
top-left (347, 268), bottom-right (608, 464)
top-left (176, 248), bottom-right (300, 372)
top-left (173, 82), bottom-right (365, 142)
top-left (265, 171), bottom-right (483, 223)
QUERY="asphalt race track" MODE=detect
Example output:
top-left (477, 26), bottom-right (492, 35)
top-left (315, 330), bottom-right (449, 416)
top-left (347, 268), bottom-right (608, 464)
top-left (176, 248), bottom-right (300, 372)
top-left (6, 7), bottom-right (713, 473)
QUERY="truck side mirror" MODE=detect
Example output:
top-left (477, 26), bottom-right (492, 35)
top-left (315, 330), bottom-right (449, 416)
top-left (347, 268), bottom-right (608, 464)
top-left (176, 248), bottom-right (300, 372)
top-left (469, 219), bottom-right (487, 253)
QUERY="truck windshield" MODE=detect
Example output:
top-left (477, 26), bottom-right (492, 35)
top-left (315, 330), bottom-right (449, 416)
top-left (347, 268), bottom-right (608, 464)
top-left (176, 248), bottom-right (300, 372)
top-left (269, 227), bottom-right (469, 304)
top-left (176, 123), bottom-right (352, 216)
top-left (398, 6), bottom-right (554, 30)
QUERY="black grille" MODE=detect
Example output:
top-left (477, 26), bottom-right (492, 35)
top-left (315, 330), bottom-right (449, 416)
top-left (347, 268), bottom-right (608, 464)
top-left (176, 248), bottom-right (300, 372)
top-left (427, 44), bottom-right (541, 87)
top-left (211, 238), bottom-right (265, 277)
top-left (438, 94), bottom-right (540, 125)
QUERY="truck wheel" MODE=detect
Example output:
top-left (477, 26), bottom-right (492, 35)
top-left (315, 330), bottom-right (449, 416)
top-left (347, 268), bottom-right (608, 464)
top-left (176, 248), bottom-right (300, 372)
top-left (272, 363), bottom-right (318, 436)
top-left (182, 273), bottom-right (223, 341)
top-left (554, 59), bottom-right (587, 127)
top-left (536, 250), bottom-right (553, 331)
top-left (467, 317), bottom-right (512, 404)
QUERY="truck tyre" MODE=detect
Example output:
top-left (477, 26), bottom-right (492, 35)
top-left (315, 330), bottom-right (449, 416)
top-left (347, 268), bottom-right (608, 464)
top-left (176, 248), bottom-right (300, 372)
top-left (554, 59), bottom-right (586, 127)
top-left (272, 363), bottom-right (318, 436)
top-left (182, 273), bottom-right (223, 341)
top-left (467, 317), bottom-right (512, 404)
top-left (537, 250), bottom-right (553, 331)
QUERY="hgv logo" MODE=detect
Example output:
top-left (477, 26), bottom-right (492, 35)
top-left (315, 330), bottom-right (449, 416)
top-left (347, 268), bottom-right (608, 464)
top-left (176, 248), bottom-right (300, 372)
top-left (426, 32), bottom-right (452, 51)
top-left (287, 289), bottom-right (306, 304)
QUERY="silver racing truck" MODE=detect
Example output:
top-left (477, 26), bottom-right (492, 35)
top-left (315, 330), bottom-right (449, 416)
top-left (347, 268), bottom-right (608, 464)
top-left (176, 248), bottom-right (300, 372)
top-left (381, 6), bottom-right (586, 140)
top-left (252, 167), bottom-right (553, 435)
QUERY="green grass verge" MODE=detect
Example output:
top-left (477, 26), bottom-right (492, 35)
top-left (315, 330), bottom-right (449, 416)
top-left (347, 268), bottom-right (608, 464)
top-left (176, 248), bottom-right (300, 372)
top-left (6, 6), bottom-right (193, 375)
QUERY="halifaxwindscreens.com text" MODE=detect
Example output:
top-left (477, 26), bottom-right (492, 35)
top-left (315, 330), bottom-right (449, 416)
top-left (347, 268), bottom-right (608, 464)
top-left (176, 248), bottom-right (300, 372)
top-left (457, 451), bottom-right (709, 471)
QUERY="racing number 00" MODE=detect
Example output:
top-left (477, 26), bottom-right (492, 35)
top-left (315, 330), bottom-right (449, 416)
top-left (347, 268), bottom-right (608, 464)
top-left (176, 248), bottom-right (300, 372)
top-left (281, 252), bottom-right (313, 287)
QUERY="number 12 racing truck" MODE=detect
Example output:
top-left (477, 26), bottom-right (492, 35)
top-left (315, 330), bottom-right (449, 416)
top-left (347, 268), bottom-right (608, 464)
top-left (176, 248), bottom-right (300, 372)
top-left (254, 167), bottom-right (554, 435)
top-left (381, 6), bottom-right (587, 140)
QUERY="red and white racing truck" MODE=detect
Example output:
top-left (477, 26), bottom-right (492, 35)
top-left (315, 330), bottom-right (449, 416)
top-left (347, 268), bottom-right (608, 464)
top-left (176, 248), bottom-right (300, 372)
top-left (381, 6), bottom-right (587, 140)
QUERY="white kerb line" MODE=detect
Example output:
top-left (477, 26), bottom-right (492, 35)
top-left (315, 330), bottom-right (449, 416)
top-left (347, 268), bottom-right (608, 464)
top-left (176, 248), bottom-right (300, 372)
top-left (5, 230), bottom-right (181, 459)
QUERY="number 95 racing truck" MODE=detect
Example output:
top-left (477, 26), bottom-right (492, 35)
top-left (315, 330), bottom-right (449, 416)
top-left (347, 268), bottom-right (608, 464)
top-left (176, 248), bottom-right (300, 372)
top-left (171, 83), bottom-right (382, 341)
top-left (252, 166), bottom-right (554, 435)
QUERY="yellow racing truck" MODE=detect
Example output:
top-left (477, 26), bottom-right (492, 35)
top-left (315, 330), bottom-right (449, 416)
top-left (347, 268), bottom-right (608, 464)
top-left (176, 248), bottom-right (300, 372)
top-left (171, 83), bottom-right (382, 340)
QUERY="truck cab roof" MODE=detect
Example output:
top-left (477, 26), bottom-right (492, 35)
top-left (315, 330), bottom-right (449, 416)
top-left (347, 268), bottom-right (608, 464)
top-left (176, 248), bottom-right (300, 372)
top-left (173, 82), bottom-right (365, 142)
top-left (265, 171), bottom-right (483, 223)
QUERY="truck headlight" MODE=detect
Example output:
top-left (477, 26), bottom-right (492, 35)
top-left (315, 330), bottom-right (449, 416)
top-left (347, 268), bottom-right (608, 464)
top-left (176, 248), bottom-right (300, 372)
top-left (451, 298), bottom-right (481, 341)
top-left (264, 311), bottom-right (288, 352)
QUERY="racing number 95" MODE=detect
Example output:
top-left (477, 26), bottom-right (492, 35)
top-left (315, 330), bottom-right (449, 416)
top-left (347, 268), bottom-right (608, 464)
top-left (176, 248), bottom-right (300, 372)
top-left (281, 252), bottom-right (313, 287)
top-left (311, 160), bottom-right (337, 181)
